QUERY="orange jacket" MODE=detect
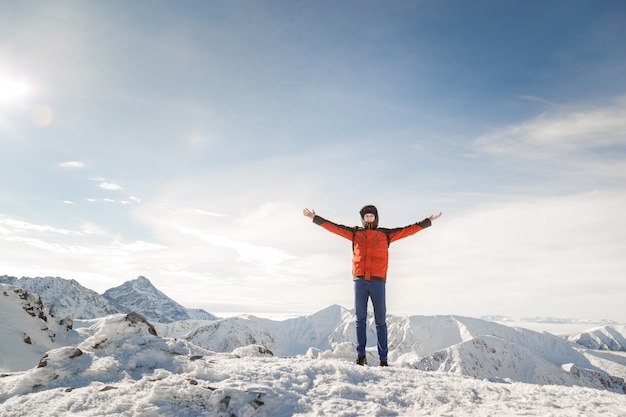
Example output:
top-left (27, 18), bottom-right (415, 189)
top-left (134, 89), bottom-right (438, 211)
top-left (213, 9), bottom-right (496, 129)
top-left (312, 215), bottom-right (431, 281)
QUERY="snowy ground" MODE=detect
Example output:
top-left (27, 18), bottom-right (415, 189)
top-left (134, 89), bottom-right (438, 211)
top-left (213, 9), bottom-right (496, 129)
top-left (2, 354), bottom-right (626, 417)
top-left (2, 312), bottom-right (626, 417)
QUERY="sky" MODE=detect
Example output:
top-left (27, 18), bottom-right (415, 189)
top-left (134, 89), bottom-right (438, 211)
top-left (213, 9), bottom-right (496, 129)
top-left (1, 0), bottom-right (625, 321)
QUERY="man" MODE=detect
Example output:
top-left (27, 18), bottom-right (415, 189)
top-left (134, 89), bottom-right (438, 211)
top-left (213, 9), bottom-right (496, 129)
top-left (303, 205), bottom-right (442, 366)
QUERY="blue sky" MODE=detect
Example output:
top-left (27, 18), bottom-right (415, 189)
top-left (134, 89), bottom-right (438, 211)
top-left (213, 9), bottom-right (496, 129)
top-left (1, 0), bottom-right (625, 321)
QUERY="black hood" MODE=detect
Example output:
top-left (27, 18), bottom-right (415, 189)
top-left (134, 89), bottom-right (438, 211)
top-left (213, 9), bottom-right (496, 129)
top-left (359, 205), bottom-right (378, 229)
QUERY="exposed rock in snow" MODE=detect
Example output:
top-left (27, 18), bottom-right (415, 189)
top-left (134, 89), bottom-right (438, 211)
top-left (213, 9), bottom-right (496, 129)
top-left (232, 344), bottom-right (274, 358)
top-left (0, 310), bottom-right (216, 404)
top-left (0, 283), bottom-right (81, 372)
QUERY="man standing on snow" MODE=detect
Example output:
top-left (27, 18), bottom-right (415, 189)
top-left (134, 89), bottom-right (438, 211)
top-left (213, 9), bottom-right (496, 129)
top-left (303, 205), bottom-right (442, 366)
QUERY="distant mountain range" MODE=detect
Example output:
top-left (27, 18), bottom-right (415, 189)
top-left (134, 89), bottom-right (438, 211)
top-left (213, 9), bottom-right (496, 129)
top-left (0, 275), bottom-right (217, 323)
top-left (1, 274), bottom-right (625, 394)
top-left (480, 314), bottom-right (619, 325)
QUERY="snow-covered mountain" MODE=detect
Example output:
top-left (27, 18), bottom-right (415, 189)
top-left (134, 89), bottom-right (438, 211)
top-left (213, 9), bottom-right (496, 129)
top-left (102, 276), bottom-right (217, 323)
top-left (0, 275), bottom-right (118, 319)
top-left (482, 315), bottom-right (620, 325)
top-left (180, 305), bottom-right (354, 356)
top-left (568, 325), bottom-right (626, 351)
top-left (0, 275), bottom-right (217, 323)
top-left (186, 307), bottom-right (218, 321)
top-left (162, 306), bottom-right (626, 394)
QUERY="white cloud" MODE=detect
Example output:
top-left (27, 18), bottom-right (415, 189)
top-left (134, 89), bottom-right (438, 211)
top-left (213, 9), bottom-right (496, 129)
top-left (179, 227), bottom-right (296, 268)
top-left (0, 212), bottom-right (170, 293)
top-left (122, 241), bottom-right (167, 252)
top-left (476, 97), bottom-right (626, 160)
top-left (194, 209), bottom-right (224, 217)
top-left (99, 182), bottom-right (123, 191)
top-left (59, 161), bottom-right (85, 168)
top-left (0, 216), bottom-right (83, 236)
top-left (4, 236), bottom-right (101, 255)
top-left (473, 97), bottom-right (626, 190)
top-left (79, 222), bottom-right (109, 236)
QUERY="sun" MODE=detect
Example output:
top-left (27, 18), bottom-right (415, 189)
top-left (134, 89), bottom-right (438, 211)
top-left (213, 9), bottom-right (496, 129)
top-left (0, 75), bottom-right (32, 103)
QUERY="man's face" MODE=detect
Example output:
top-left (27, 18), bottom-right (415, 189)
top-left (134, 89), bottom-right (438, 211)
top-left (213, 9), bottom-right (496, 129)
top-left (363, 213), bottom-right (375, 224)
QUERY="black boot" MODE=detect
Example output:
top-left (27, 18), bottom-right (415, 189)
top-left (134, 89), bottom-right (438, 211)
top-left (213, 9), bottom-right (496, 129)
top-left (379, 361), bottom-right (388, 367)
top-left (356, 356), bottom-right (367, 366)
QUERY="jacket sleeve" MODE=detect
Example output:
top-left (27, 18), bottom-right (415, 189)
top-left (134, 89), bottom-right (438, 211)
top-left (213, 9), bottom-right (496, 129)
top-left (387, 218), bottom-right (431, 243)
top-left (312, 215), bottom-right (356, 241)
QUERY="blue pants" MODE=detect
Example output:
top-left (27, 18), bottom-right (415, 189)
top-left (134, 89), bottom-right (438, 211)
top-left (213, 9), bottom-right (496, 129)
top-left (354, 279), bottom-right (388, 361)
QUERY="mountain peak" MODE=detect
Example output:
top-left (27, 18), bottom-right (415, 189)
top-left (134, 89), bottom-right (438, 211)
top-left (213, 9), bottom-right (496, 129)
top-left (121, 276), bottom-right (155, 290)
top-left (135, 276), bottom-right (151, 285)
top-left (103, 276), bottom-right (191, 323)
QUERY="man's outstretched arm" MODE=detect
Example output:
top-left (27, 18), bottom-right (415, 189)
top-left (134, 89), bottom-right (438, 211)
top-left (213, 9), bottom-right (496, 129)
top-left (303, 208), bottom-right (355, 240)
top-left (387, 212), bottom-right (443, 243)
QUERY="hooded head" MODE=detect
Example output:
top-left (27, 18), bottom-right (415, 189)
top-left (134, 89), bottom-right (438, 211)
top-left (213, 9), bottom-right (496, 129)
top-left (359, 205), bottom-right (378, 229)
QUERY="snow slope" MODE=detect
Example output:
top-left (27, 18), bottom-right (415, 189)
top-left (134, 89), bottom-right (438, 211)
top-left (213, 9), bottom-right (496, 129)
top-left (0, 284), bottom-right (82, 372)
top-left (2, 311), bottom-right (626, 417)
top-left (568, 325), bottom-right (626, 351)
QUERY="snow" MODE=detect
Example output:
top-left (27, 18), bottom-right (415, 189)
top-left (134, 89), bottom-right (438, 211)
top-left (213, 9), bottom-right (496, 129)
top-left (568, 325), bottom-right (626, 351)
top-left (0, 284), bottom-right (82, 372)
top-left (2, 280), bottom-right (626, 416)
top-left (2, 343), bottom-right (626, 416)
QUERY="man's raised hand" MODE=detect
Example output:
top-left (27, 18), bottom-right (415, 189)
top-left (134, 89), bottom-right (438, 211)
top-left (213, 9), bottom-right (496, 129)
top-left (303, 208), bottom-right (316, 219)
top-left (429, 212), bottom-right (443, 222)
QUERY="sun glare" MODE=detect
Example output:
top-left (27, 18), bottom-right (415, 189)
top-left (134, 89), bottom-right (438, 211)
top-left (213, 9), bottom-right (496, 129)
top-left (0, 76), bottom-right (32, 103)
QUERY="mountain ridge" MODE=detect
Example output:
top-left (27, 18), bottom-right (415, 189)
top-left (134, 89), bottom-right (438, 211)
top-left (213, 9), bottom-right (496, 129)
top-left (0, 275), bottom-right (216, 323)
